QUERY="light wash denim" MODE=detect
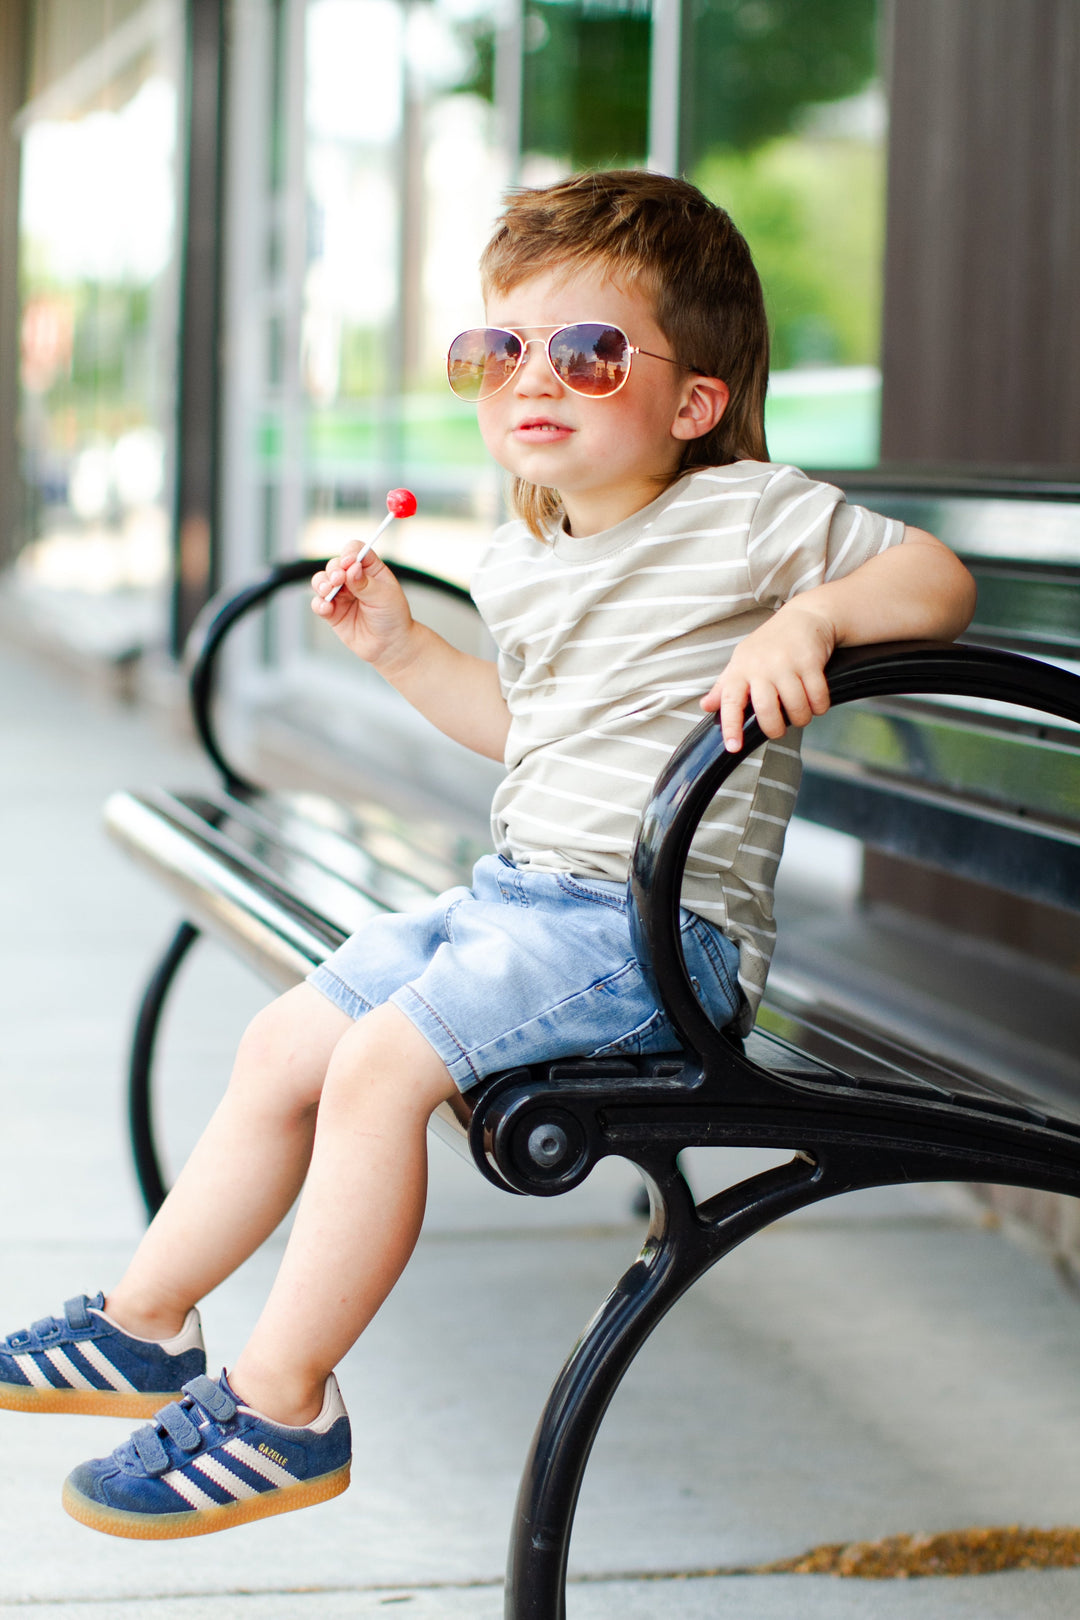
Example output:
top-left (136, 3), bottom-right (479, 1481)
top-left (308, 853), bottom-right (741, 1091)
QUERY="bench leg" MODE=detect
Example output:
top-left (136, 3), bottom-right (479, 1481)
top-left (127, 921), bottom-right (201, 1221)
top-left (504, 1149), bottom-right (835, 1620)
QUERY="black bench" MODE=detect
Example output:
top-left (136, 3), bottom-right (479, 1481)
top-left (105, 536), bottom-right (1080, 1620)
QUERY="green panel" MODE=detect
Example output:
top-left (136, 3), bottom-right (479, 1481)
top-left (805, 704), bottom-right (1080, 825)
top-left (970, 570), bottom-right (1080, 654)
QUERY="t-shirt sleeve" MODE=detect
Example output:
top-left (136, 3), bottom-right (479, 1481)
top-left (746, 464), bottom-right (905, 609)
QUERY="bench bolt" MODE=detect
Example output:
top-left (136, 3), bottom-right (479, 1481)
top-left (528, 1123), bottom-right (569, 1167)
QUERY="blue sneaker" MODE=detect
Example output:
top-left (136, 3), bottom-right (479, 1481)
top-left (0, 1293), bottom-right (205, 1418)
top-left (62, 1371), bottom-right (351, 1539)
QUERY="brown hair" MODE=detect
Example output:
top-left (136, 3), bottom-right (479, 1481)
top-left (480, 169), bottom-right (770, 536)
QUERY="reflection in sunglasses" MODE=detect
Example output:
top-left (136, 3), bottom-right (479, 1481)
top-left (448, 322), bottom-right (643, 401)
top-left (447, 321), bottom-right (698, 402)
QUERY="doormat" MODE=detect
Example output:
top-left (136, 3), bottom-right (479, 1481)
top-left (758, 1526), bottom-right (1080, 1578)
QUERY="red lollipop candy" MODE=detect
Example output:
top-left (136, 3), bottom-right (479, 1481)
top-left (324, 488), bottom-right (418, 601)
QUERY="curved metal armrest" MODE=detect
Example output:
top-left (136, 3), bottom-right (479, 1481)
top-left (628, 640), bottom-right (1080, 1062)
top-left (183, 558), bottom-right (475, 794)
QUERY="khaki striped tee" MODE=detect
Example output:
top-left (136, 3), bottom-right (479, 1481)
top-left (470, 461), bottom-right (906, 1016)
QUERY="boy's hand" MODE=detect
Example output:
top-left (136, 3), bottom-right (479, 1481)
top-left (700, 604), bottom-right (836, 752)
top-left (310, 548), bottom-right (417, 676)
top-left (311, 546), bottom-right (511, 762)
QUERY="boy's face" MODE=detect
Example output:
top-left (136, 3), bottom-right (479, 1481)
top-left (478, 266), bottom-right (726, 537)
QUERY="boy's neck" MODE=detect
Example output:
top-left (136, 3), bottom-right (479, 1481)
top-left (560, 475), bottom-right (680, 538)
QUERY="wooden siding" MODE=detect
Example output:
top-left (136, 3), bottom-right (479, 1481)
top-left (881, 0), bottom-right (1080, 470)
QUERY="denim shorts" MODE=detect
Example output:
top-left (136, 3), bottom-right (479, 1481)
top-left (306, 853), bottom-right (742, 1092)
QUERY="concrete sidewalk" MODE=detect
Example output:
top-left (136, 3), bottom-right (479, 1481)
top-left (3, 636), bottom-right (1080, 1619)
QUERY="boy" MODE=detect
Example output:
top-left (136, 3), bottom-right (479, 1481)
top-left (0, 172), bottom-right (974, 1538)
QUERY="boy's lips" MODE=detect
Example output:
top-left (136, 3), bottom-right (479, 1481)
top-left (513, 417), bottom-right (574, 441)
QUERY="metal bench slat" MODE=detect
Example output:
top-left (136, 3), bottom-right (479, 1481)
top-left (168, 791), bottom-right (430, 930)
top-left (105, 790), bottom-right (356, 989)
top-left (205, 788), bottom-right (477, 903)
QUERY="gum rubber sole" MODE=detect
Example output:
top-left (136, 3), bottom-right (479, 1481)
top-left (62, 1462), bottom-right (351, 1540)
top-left (0, 1382), bottom-right (182, 1418)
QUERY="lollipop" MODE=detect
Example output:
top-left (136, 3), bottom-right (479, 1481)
top-left (325, 488), bottom-right (417, 602)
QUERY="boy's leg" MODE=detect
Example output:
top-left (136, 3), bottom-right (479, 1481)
top-left (105, 982), bottom-right (355, 1341)
top-left (60, 1002), bottom-right (456, 1538)
top-left (0, 982), bottom-right (353, 1417)
top-left (227, 1001), bottom-right (456, 1426)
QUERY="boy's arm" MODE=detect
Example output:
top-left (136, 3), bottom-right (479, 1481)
top-left (311, 548), bottom-right (511, 762)
top-left (701, 529), bottom-right (977, 752)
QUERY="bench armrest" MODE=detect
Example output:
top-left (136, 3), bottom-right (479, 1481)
top-left (183, 559), bottom-right (475, 794)
top-left (628, 640), bottom-right (1080, 1061)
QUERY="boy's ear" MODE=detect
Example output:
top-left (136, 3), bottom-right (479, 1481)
top-left (671, 375), bottom-right (729, 441)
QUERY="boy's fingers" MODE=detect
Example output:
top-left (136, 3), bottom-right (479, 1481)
top-left (773, 676), bottom-right (814, 730)
top-left (718, 686), bottom-right (750, 752)
top-left (748, 681), bottom-right (787, 740)
top-left (805, 669), bottom-right (832, 716)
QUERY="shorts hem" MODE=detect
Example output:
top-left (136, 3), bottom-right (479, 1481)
top-left (390, 985), bottom-right (482, 1090)
top-left (307, 966), bottom-right (377, 1023)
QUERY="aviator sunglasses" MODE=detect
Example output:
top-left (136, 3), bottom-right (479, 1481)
top-left (446, 322), bottom-right (700, 402)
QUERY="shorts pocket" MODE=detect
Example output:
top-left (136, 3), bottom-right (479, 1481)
top-left (553, 872), bottom-right (628, 913)
top-left (587, 1005), bottom-right (671, 1058)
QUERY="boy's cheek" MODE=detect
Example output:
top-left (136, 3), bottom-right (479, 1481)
top-left (475, 405), bottom-right (510, 467)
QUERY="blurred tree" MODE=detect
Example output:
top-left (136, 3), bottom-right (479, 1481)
top-left (521, 2), bottom-right (651, 169)
top-left (455, 0), bottom-right (876, 168)
top-left (695, 137), bottom-right (883, 369)
top-left (682, 0), bottom-right (877, 155)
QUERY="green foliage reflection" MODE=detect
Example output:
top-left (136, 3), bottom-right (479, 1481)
top-left (682, 0), bottom-right (878, 153)
top-left (522, 2), bottom-right (650, 170)
top-left (694, 137), bottom-right (883, 370)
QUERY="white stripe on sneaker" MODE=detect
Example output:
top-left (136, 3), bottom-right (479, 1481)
top-left (161, 1469), bottom-right (218, 1511)
top-left (77, 1340), bottom-right (139, 1393)
top-left (43, 1348), bottom-right (97, 1392)
top-left (222, 1438), bottom-right (300, 1489)
top-left (192, 1454), bottom-right (261, 1501)
top-left (12, 1354), bottom-right (52, 1390)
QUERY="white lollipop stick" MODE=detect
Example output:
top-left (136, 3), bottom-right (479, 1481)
top-left (324, 512), bottom-right (395, 603)
top-left (324, 488), bottom-right (418, 603)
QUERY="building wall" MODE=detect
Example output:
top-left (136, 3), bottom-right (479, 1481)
top-left (0, 2), bottom-right (27, 571)
top-left (881, 0), bottom-right (1080, 469)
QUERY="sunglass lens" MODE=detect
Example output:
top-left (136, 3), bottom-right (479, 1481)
top-left (447, 328), bottom-right (522, 400)
top-left (549, 324), bottom-right (630, 396)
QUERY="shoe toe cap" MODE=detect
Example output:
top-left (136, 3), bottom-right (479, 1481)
top-left (65, 1458), bottom-right (114, 1506)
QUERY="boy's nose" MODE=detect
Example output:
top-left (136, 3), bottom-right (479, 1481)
top-left (513, 338), bottom-right (561, 395)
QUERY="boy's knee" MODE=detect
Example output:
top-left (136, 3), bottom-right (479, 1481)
top-left (233, 984), bottom-right (352, 1106)
top-left (324, 1002), bottom-right (456, 1116)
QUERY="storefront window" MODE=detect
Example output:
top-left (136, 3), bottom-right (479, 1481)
top-left (682, 0), bottom-right (885, 468)
top-left (296, 0), bottom-right (506, 601)
top-left (521, 0), bottom-right (651, 180)
top-left (14, 0), bottom-right (181, 641)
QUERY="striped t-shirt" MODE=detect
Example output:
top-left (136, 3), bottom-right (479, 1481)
top-left (470, 461), bottom-right (905, 1015)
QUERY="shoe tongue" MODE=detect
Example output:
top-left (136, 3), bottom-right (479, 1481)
top-left (218, 1368), bottom-right (240, 1402)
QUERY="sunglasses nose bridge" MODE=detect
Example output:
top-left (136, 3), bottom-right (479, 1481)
top-left (510, 334), bottom-right (563, 391)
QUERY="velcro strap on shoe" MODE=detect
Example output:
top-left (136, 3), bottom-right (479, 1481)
top-left (159, 1402), bottom-right (202, 1453)
top-left (183, 1375), bottom-right (236, 1424)
top-left (132, 1424), bottom-right (170, 1476)
top-left (30, 1316), bottom-right (60, 1341)
top-left (63, 1295), bottom-right (93, 1332)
